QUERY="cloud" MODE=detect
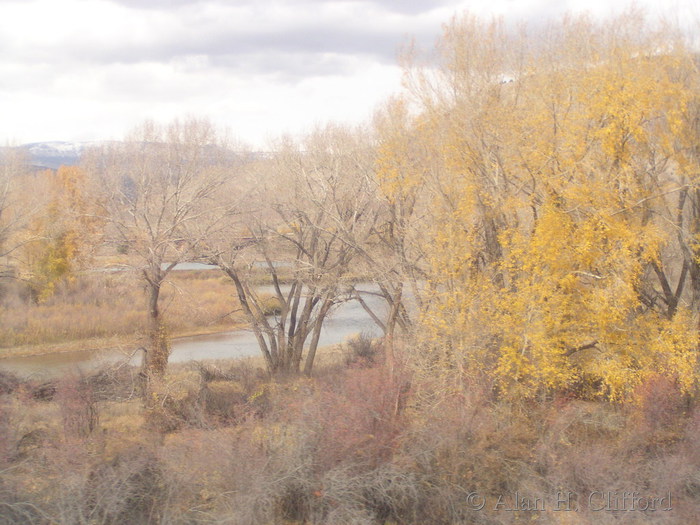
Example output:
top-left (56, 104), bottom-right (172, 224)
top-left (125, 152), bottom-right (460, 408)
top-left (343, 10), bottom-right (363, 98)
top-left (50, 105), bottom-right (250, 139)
top-left (0, 0), bottom-right (437, 80)
top-left (106, 0), bottom-right (451, 15)
top-left (2, 0), bottom-right (695, 146)
top-left (105, 0), bottom-right (207, 8)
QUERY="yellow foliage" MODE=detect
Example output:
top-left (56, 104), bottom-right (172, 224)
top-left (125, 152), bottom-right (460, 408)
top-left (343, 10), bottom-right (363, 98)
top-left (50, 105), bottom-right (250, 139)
top-left (20, 166), bottom-right (100, 301)
top-left (396, 12), bottom-right (700, 400)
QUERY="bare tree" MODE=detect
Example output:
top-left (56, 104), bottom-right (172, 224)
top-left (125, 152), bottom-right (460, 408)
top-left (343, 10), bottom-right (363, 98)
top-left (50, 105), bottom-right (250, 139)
top-left (86, 118), bottom-right (231, 384)
top-left (360, 100), bottom-right (434, 349)
top-left (0, 148), bottom-right (34, 282)
top-left (206, 124), bottom-right (378, 375)
top-left (311, 99), bottom-right (437, 378)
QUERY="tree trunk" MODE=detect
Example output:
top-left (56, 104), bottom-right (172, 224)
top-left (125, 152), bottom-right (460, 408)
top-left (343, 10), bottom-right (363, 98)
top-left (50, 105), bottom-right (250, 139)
top-left (139, 281), bottom-right (169, 407)
top-left (142, 282), bottom-right (169, 380)
top-left (304, 298), bottom-right (333, 376)
top-left (384, 283), bottom-right (403, 380)
top-left (221, 265), bottom-right (276, 373)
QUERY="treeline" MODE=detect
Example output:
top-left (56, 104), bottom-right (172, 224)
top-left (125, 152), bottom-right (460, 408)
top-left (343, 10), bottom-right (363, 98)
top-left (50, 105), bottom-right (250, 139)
top-left (2, 11), bottom-right (700, 400)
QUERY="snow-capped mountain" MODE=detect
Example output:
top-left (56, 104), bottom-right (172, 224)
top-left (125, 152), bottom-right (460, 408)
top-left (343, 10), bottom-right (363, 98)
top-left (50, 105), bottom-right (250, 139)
top-left (20, 141), bottom-right (98, 170)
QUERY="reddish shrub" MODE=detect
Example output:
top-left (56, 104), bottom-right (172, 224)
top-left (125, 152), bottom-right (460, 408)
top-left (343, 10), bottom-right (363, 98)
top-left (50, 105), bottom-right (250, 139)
top-left (633, 374), bottom-right (686, 436)
top-left (55, 375), bottom-right (99, 438)
top-left (310, 364), bottom-right (410, 472)
top-left (0, 370), bottom-right (20, 396)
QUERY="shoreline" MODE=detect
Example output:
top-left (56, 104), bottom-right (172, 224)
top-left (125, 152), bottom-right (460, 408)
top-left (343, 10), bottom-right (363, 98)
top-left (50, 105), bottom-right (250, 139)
top-left (0, 323), bottom-right (246, 360)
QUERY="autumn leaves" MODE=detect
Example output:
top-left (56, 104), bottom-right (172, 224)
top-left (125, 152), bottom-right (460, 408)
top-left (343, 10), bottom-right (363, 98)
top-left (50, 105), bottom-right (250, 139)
top-left (383, 13), bottom-right (700, 399)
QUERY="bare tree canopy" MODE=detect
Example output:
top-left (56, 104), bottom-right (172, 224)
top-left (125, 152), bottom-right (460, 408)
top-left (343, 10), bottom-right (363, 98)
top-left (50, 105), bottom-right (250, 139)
top-left (205, 123), bottom-right (379, 375)
top-left (85, 118), bottom-right (233, 383)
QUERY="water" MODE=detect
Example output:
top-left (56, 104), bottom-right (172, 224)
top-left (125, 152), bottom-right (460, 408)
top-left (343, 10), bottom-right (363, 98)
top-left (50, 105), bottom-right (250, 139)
top-left (166, 262), bottom-right (218, 271)
top-left (101, 261), bottom-right (288, 273)
top-left (0, 284), bottom-right (385, 378)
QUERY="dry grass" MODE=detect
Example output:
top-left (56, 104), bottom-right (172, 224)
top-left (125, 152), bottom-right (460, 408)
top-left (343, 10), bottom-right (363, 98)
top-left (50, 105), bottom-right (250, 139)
top-left (0, 270), bottom-right (244, 356)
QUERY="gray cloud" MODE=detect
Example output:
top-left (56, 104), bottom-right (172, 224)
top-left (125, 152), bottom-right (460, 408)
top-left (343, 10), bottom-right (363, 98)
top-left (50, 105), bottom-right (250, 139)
top-left (2, 0), bottom-right (689, 147)
top-left (364, 0), bottom-right (453, 15)
top-left (96, 25), bottom-right (406, 64)
top-left (19, 1), bottom-right (440, 82)
top-left (106, 0), bottom-right (450, 15)
top-left (104, 0), bottom-right (209, 9)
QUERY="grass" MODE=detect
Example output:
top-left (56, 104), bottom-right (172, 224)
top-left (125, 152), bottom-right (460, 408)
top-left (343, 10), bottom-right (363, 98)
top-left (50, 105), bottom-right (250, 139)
top-left (0, 263), bottom-right (374, 359)
top-left (0, 270), bottom-right (245, 357)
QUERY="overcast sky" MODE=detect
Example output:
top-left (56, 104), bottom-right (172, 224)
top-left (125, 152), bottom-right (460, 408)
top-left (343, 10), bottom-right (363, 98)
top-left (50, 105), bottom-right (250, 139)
top-left (0, 0), bottom-right (697, 149)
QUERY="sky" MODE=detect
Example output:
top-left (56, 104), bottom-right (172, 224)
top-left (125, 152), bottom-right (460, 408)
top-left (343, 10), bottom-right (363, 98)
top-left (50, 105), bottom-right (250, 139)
top-left (0, 0), bottom-right (698, 149)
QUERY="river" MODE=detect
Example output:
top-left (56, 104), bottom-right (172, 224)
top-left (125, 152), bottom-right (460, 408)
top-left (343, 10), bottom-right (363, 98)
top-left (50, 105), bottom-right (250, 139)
top-left (0, 284), bottom-right (385, 378)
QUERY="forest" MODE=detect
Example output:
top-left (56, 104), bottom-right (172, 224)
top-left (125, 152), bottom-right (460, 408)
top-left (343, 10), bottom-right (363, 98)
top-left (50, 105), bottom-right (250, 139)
top-left (1, 11), bottom-right (700, 524)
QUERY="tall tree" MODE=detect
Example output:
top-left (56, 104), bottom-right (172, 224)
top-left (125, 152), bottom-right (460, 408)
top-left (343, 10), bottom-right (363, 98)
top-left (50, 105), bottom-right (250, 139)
top-left (0, 148), bottom-right (34, 284)
top-left (394, 12), bottom-right (700, 399)
top-left (355, 98), bottom-right (435, 368)
top-left (21, 166), bottom-right (98, 301)
top-left (207, 124), bottom-right (378, 375)
top-left (87, 118), bottom-right (230, 384)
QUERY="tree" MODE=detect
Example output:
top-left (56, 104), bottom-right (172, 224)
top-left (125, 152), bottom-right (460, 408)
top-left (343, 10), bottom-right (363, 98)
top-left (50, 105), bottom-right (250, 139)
top-left (87, 118), bottom-right (231, 384)
top-left (20, 166), bottom-right (98, 302)
top-left (207, 124), bottom-right (378, 375)
top-left (0, 148), bottom-right (34, 284)
top-left (349, 98), bottom-right (435, 371)
top-left (393, 12), bottom-right (700, 399)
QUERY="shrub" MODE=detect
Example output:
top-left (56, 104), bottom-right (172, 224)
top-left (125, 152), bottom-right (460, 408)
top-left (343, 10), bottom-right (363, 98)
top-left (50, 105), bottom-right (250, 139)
top-left (84, 365), bottom-right (141, 403)
top-left (203, 380), bottom-right (247, 423)
top-left (146, 371), bottom-right (206, 432)
top-left (0, 371), bottom-right (20, 396)
top-left (309, 365), bottom-right (408, 474)
top-left (83, 446), bottom-right (166, 524)
top-left (195, 362), bottom-right (271, 424)
top-left (344, 332), bottom-right (381, 367)
top-left (55, 376), bottom-right (99, 438)
top-left (0, 488), bottom-right (49, 525)
top-left (633, 374), bottom-right (686, 435)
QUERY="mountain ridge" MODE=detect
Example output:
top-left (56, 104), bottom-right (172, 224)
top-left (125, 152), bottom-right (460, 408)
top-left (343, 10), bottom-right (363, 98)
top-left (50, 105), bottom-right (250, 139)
top-left (19, 141), bottom-right (95, 170)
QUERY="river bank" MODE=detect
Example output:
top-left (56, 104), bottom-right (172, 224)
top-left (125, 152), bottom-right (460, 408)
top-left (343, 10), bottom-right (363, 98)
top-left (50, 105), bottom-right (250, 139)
top-left (0, 269), bottom-right (244, 350)
top-left (0, 322), bottom-right (246, 360)
top-left (0, 284), bottom-right (384, 377)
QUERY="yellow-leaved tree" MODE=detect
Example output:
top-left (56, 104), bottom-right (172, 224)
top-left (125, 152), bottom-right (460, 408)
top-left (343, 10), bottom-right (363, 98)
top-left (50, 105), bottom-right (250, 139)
top-left (21, 166), bottom-right (98, 302)
top-left (383, 12), bottom-right (700, 400)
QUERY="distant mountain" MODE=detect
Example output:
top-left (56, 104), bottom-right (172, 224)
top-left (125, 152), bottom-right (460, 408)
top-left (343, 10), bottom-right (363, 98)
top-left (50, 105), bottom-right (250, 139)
top-left (15, 141), bottom-right (270, 171)
top-left (20, 141), bottom-right (97, 170)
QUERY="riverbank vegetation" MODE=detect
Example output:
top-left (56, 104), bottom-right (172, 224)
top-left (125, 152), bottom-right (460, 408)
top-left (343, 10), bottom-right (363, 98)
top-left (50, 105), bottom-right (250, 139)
top-left (0, 270), bottom-right (244, 355)
top-left (2, 9), bottom-right (700, 524)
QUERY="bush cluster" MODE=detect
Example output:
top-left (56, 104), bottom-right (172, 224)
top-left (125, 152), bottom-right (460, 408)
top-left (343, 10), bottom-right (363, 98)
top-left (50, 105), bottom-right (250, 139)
top-left (1, 351), bottom-right (698, 524)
